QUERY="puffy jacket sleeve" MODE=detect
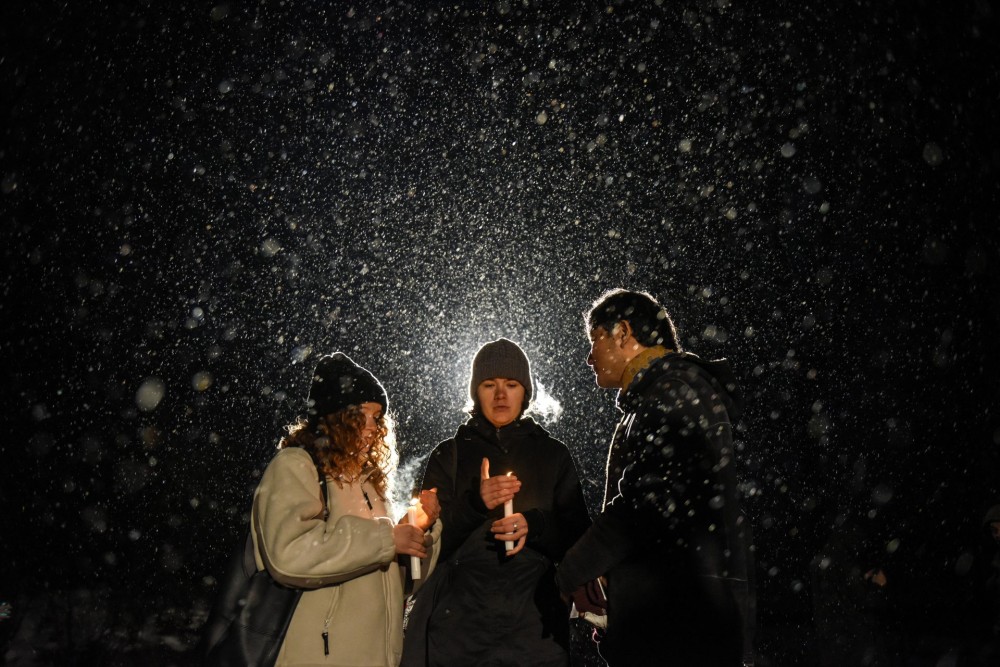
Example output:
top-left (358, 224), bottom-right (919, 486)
top-left (251, 448), bottom-right (396, 588)
top-left (555, 503), bottom-right (634, 595)
top-left (410, 518), bottom-right (444, 596)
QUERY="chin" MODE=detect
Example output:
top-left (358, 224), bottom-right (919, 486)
top-left (595, 376), bottom-right (617, 389)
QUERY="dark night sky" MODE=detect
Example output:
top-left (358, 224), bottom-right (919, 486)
top-left (1, 0), bottom-right (999, 664)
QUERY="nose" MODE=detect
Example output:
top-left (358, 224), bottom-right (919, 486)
top-left (587, 351), bottom-right (595, 367)
top-left (363, 414), bottom-right (376, 435)
top-left (495, 384), bottom-right (507, 399)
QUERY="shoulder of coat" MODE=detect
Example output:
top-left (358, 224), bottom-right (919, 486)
top-left (275, 445), bottom-right (312, 460)
top-left (432, 438), bottom-right (457, 454)
top-left (269, 446), bottom-right (319, 474)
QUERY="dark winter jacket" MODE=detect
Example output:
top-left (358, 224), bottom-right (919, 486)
top-left (982, 505), bottom-right (1000, 638)
top-left (555, 350), bottom-right (754, 667)
top-left (401, 415), bottom-right (591, 667)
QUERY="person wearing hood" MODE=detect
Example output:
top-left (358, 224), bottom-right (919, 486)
top-left (555, 289), bottom-right (755, 666)
top-left (250, 353), bottom-right (442, 667)
top-left (401, 338), bottom-right (592, 667)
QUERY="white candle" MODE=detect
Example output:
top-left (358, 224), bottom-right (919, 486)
top-left (504, 472), bottom-right (514, 552)
top-left (407, 499), bottom-right (421, 579)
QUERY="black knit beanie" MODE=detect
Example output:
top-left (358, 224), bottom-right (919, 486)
top-left (307, 352), bottom-right (388, 423)
top-left (469, 338), bottom-right (533, 401)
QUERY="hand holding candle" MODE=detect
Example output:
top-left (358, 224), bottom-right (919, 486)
top-left (479, 458), bottom-right (520, 510)
top-left (481, 459), bottom-right (526, 555)
top-left (417, 488), bottom-right (440, 529)
top-left (490, 508), bottom-right (528, 557)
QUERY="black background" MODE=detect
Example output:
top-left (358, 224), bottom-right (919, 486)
top-left (2, 0), bottom-right (998, 664)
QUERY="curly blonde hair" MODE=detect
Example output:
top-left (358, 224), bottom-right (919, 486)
top-left (279, 407), bottom-right (397, 500)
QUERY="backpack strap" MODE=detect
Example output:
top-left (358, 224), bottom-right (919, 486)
top-left (317, 463), bottom-right (329, 520)
top-left (297, 445), bottom-right (329, 520)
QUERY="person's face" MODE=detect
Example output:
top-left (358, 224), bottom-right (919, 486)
top-left (477, 378), bottom-right (525, 428)
top-left (587, 325), bottom-right (627, 389)
top-left (358, 402), bottom-right (383, 452)
top-left (991, 522), bottom-right (1000, 544)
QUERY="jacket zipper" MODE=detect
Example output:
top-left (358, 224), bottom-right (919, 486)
top-left (322, 593), bottom-right (335, 655)
top-left (321, 479), bottom-right (377, 656)
top-left (322, 481), bottom-right (334, 655)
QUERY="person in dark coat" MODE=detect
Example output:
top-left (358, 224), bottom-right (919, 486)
top-left (980, 505), bottom-right (1000, 649)
top-left (555, 289), bottom-right (754, 667)
top-left (401, 338), bottom-right (592, 667)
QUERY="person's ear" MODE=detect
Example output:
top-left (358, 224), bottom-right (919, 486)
top-left (616, 320), bottom-right (633, 347)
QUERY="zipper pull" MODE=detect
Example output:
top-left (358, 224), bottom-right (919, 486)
top-left (322, 630), bottom-right (329, 656)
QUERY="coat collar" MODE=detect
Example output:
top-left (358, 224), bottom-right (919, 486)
top-left (460, 414), bottom-right (545, 451)
top-left (616, 350), bottom-right (745, 422)
top-left (620, 345), bottom-right (672, 391)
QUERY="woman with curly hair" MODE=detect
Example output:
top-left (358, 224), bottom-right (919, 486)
top-left (251, 352), bottom-right (441, 667)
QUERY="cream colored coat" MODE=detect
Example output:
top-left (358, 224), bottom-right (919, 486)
top-left (251, 447), bottom-right (441, 667)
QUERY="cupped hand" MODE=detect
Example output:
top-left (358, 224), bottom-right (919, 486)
top-left (491, 512), bottom-right (528, 556)
top-left (413, 488), bottom-right (440, 531)
top-left (479, 458), bottom-right (521, 510)
top-left (393, 523), bottom-right (428, 558)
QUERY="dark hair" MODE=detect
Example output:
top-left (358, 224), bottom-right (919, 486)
top-left (586, 288), bottom-right (682, 350)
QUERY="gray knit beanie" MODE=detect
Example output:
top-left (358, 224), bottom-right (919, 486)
top-left (469, 338), bottom-right (533, 401)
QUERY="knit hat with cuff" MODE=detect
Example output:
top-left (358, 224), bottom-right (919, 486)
top-left (469, 338), bottom-right (533, 402)
top-left (307, 352), bottom-right (388, 423)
